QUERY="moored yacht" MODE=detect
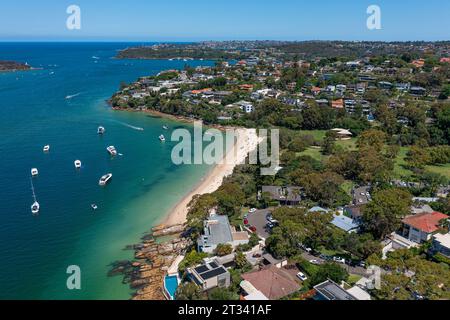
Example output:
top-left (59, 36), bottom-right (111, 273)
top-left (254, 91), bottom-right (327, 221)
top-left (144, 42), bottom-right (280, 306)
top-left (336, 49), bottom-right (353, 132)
top-left (74, 160), bottom-right (82, 169)
top-left (159, 135), bottom-right (166, 142)
top-left (163, 125), bottom-right (169, 130)
top-left (98, 126), bottom-right (105, 134)
top-left (43, 145), bottom-right (50, 152)
top-left (30, 178), bottom-right (39, 215)
top-left (99, 173), bottom-right (113, 186)
top-left (31, 168), bottom-right (39, 176)
top-left (107, 146), bottom-right (117, 156)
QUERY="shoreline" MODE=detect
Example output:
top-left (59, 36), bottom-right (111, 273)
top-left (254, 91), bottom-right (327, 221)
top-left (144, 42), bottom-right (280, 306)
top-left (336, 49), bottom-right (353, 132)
top-left (112, 106), bottom-right (261, 228)
top-left (161, 127), bottom-right (261, 227)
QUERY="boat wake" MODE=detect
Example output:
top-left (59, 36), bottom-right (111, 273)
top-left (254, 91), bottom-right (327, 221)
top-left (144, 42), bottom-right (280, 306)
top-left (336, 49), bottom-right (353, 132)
top-left (115, 121), bottom-right (144, 131)
top-left (65, 92), bottom-right (82, 100)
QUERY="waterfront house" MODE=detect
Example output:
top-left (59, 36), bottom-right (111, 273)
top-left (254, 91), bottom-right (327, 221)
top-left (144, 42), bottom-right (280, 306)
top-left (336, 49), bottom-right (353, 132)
top-left (261, 186), bottom-right (302, 206)
top-left (187, 260), bottom-right (230, 291)
top-left (401, 211), bottom-right (448, 243)
top-left (241, 266), bottom-right (300, 300)
top-left (197, 214), bottom-right (249, 254)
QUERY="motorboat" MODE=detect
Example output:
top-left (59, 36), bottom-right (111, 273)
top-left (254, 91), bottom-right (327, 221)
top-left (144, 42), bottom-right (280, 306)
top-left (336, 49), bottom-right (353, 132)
top-left (159, 135), bottom-right (166, 142)
top-left (74, 160), bottom-right (82, 169)
top-left (31, 168), bottom-right (39, 176)
top-left (91, 204), bottom-right (98, 210)
top-left (43, 145), bottom-right (50, 152)
top-left (30, 178), bottom-right (39, 215)
top-left (107, 146), bottom-right (117, 156)
top-left (98, 126), bottom-right (105, 134)
top-left (99, 173), bottom-right (112, 186)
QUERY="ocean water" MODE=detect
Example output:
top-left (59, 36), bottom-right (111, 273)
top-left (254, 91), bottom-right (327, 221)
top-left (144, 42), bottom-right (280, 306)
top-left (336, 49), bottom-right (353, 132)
top-left (0, 42), bottom-right (214, 299)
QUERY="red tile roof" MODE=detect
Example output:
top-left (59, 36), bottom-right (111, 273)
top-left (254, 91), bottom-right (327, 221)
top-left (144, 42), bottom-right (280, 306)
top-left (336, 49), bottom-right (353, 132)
top-left (241, 266), bottom-right (300, 300)
top-left (402, 211), bottom-right (448, 233)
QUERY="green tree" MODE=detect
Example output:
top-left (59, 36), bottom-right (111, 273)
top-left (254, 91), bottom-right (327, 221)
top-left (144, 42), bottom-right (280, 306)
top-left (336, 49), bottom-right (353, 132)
top-left (309, 262), bottom-right (349, 286)
top-left (214, 243), bottom-right (233, 257)
top-left (176, 282), bottom-right (203, 300)
top-left (362, 188), bottom-right (412, 239)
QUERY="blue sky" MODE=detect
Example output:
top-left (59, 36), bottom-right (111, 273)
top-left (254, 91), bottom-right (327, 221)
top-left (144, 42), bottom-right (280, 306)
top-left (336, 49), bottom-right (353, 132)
top-left (0, 0), bottom-right (449, 41)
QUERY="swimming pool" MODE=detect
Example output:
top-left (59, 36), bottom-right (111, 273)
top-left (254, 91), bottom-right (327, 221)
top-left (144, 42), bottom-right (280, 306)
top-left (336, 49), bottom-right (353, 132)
top-left (164, 275), bottom-right (179, 300)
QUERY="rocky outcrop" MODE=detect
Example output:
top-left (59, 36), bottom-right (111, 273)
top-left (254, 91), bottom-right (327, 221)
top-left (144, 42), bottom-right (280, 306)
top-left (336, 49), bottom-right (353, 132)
top-left (109, 224), bottom-right (192, 300)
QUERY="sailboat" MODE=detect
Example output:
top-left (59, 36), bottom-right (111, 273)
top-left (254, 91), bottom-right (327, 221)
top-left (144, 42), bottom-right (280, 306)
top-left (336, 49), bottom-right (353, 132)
top-left (30, 178), bottom-right (40, 215)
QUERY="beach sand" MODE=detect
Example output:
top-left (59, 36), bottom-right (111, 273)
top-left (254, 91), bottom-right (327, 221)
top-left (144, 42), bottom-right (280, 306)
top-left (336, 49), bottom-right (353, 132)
top-left (162, 128), bottom-right (261, 226)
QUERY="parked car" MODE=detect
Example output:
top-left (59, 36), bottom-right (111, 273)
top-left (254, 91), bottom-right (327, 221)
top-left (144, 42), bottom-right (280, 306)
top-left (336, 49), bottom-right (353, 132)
top-left (249, 226), bottom-right (257, 233)
top-left (243, 219), bottom-right (249, 226)
top-left (309, 259), bottom-right (321, 265)
top-left (358, 261), bottom-right (366, 268)
top-left (249, 208), bottom-right (257, 213)
top-left (333, 256), bottom-right (346, 264)
top-left (296, 272), bottom-right (308, 281)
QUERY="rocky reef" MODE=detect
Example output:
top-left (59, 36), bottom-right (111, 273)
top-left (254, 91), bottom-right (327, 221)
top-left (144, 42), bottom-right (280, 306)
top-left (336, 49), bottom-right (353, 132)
top-left (109, 224), bottom-right (192, 300)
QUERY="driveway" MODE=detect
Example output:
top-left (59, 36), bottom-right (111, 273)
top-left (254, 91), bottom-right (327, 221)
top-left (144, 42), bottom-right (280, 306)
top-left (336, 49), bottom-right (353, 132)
top-left (300, 252), bottom-right (367, 276)
top-left (247, 209), bottom-right (272, 239)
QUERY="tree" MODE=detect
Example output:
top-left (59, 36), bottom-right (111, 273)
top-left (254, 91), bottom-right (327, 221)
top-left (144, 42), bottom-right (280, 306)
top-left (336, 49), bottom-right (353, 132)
top-left (342, 233), bottom-right (382, 260)
top-left (309, 262), bottom-right (349, 286)
top-left (176, 282), bottom-right (203, 300)
top-left (362, 188), bottom-right (412, 239)
top-left (235, 252), bottom-right (252, 271)
top-left (322, 130), bottom-right (337, 155)
top-left (178, 250), bottom-right (208, 274)
top-left (357, 146), bottom-right (394, 183)
top-left (357, 129), bottom-right (387, 152)
top-left (300, 171), bottom-right (350, 207)
top-left (215, 183), bottom-right (245, 217)
top-left (406, 146), bottom-right (431, 169)
top-left (186, 194), bottom-right (218, 235)
top-left (214, 243), bottom-right (233, 257)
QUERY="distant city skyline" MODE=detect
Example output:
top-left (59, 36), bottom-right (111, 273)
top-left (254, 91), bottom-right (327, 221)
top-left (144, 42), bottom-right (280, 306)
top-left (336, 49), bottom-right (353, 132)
top-left (1, 0), bottom-right (449, 41)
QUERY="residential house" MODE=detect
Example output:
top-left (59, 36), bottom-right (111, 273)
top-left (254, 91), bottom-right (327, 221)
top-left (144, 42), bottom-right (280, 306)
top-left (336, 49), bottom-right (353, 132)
top-left (330, 128), bottom-right (353, 141)
top-left (187, 260), bottom-right (230, 291)
top-left (241, 266), bottom-right (300, 300)
top-left (240, 280), bottom-right (269, 300)
top-left (331, 214), bottom-right (360, 233)
top-left (331, 99), bottom-right (344, 110)
top-left (197, 214), bottom-right (249, 253)
top-left (313, 280), bottom-right (357, 300)
top-left (261, 253), bottom-right (288, 269)
top-left (401, 211), bottom-right (448, 243)
top-left (344, 205), bottom-right (364, 223)
top-left (261, 186), bottom-right (302, 206)
top-left (431, 233), bottom-right (450, 258)
top-left (410, 86), bottom-right (426, 96)
top-left (236, 100), bottom-right (254, 113)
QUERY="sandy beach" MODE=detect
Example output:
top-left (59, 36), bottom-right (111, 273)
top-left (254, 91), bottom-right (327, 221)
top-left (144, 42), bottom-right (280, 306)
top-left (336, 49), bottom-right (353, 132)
top-left (162, 128), bottom-right (261, 226)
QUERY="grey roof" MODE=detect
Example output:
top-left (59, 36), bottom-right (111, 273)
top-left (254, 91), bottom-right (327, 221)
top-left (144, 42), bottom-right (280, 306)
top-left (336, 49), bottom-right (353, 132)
top-left (262, 186), bottom-right (301, 202)
top-left (314, 280), bottom-right (357, 300)
top-left (198, 214), bottom-right (233, 247)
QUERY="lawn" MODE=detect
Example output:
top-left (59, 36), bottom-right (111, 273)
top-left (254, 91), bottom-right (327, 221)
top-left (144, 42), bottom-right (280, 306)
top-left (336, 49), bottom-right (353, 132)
top-left (393, 147), bottom-right (414, 179)
top-left (298, 130), bottom-right (327, 141)
top-left (426, 163), bottom-right (450, 179)
top-left (297, 147), bottom-right (325, 161)
top-left (336, 138), bottom-right (357, 151)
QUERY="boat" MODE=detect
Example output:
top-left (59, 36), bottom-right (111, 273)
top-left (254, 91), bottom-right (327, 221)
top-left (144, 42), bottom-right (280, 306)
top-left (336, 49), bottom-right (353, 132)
top-left (159, 135), bottom-right (166, 142)
top-left (74, 160), bottom-right (81, 169)
top-left (107, 146), bottom-right (117, 156)
top-left (31, 168), bottom-right (39, 176)
top-left (43, 145), bottom-right (50, 152)
top-left (163, 125), bottom-right (169, 130)
top-left (30, 178), bottom-right (39, 215)
top-left (99, 173), bottom-right (113, 186)
top-left (97, 126), bottom-right (105, 134)
top-left (91, 204), bottom-right (98, 210)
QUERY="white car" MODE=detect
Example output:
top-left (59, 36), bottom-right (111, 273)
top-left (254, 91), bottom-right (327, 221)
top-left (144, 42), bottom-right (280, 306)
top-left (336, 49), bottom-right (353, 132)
top-left (248, 208), bottom-right (257, 213)
top-left (333, 257), bottom-right (346, 264)
top-left (296, 272), bottom-right (308, 281)
top-left (309, 259), bottom-right (320, 265)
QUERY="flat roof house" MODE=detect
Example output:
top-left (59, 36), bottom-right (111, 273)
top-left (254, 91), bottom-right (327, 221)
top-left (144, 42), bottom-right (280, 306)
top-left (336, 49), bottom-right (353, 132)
top-left (187, 260), bottom-right (230, 292)
top-left (197, 214), bottom-right (249, 254)
top-left (401, 211), bottom-right (448, 243)
top-left (313, 280), bottom-right (357, 300)
top-left (431, 233), bottom-right (450, 259)
top-left (261, 186), bottom-right (302, 206)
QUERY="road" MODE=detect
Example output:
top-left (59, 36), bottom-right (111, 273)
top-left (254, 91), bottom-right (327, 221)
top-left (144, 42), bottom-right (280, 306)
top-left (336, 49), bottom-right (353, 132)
top-left (300, 252), bottom-right (368, 276)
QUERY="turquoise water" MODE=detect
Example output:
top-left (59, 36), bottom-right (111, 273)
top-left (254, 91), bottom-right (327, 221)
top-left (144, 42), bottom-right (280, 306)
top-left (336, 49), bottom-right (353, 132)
top-left (0, 43), bottom-right (214, 299)
top-left (164, 275), bottom-right (179, 300)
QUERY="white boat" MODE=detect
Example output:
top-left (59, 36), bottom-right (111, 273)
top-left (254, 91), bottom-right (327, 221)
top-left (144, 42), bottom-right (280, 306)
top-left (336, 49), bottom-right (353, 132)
top-left (162, 125), bottom-right (169, 130)
top-left (74, 160), bottom-right (82, 169)
top-left (91, 204), bottom-right (98, 210)
top-left (159, 135), bottom-right (166, 142)
top-left (107, 146), bottom-right (117, 156)
top-left (30, 178), bottom-right (39, 215)
top-left (43, 145), bottom-right (50, 152)
top-left (98, 126), bottom-right (105, 134)
top-left (99, 173), bottom-right (113, 186)
top-left (31, 168), bottom-right (39, 176)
